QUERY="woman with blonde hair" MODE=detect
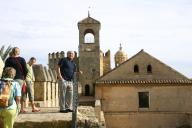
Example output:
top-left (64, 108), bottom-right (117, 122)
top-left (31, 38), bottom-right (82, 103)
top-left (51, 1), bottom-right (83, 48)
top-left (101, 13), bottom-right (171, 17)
top-left (0, 67), bottom-right (21, 128)
top-left (4, 47), bottom-right (27, 113)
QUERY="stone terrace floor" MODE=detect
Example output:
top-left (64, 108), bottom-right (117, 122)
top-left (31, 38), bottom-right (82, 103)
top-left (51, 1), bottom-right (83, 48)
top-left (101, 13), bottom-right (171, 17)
top-left (14, 106), bottom-right (100, 128)
top-left (15, 107), bottom-right (71, 122)
top-left (14, 107), bottom-right (72, 128)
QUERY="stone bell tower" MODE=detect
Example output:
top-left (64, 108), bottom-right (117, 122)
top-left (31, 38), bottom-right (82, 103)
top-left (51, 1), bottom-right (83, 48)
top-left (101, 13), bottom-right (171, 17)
top-left (78, 14), bottom-right (101, 96)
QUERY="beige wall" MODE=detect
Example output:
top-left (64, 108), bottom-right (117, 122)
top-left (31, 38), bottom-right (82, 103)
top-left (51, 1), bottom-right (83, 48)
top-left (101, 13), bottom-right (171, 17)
top-left (96, 84), bottom-right (192, 128)
top-left (105, 112), bottom-right (191, 128)
top-left (96, 84), bottom-right (192, 112)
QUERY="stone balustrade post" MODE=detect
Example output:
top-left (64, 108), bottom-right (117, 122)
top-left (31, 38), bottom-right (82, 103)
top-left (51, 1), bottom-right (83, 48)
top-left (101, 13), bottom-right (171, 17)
top-left (48, 69), bottom-right (56, 107)
top-left (52, 69), bottom-right (59, 107)
top-left (44, 66), bottom-right (52, 107)
top-left (33, 64), bottom-right (47, 107)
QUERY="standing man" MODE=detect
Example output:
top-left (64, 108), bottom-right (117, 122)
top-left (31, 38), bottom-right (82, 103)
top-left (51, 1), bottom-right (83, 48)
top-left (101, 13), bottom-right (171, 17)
top-left (56, 51), bottom-right (76, 113)
top-left (21, 57), bottom-right (40, 112)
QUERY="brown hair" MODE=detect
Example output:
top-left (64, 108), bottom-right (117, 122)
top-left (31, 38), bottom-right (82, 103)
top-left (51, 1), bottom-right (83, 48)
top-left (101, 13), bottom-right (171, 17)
top-left (2, 67), bottom-right (16, 79)
top-left (30, 57), bottom-right (36, 61)
top-left (11, 47), bottom-right (19, 56)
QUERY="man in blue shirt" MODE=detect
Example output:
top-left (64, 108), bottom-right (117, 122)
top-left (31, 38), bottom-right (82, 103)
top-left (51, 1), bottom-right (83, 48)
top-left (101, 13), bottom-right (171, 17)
top-left (56, 51), bottom-right (76, 113)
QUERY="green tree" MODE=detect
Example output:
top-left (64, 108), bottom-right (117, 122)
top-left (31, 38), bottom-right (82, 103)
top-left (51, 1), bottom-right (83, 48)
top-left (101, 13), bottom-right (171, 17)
top-left (0, 45), bottom-right (12, 62)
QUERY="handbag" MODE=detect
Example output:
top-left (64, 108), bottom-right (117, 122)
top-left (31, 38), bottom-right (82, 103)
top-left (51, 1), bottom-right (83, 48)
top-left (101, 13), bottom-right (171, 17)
top-left (21, 82), bottom-right (27, 94)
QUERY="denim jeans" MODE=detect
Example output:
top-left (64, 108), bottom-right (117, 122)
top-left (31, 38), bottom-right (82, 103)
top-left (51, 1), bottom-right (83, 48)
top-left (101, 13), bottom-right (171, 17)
top-left (58, 80), bottom-right (73, 111)
top-left (14, 79), bottom-right (25, 102)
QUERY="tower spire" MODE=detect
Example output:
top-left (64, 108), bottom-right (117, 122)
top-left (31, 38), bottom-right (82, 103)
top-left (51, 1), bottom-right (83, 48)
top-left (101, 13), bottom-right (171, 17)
top-left (88, 6), bottom-right (90, 17)
top-left (88, 11), bottom-right (90, 17)
top-left (120, 43), bottom-right (122, 50)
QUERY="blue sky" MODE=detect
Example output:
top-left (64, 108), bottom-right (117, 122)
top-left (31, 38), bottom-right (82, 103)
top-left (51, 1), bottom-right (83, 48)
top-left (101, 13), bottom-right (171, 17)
top-left (0, 0), bottom-right (192, 78)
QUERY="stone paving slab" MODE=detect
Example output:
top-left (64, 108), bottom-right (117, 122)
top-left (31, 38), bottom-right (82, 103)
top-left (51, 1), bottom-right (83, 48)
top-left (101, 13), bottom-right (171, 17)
top-left (15, 107), bottom-right (72, 122)
top-left (14, 107), bottom-right (72, 128)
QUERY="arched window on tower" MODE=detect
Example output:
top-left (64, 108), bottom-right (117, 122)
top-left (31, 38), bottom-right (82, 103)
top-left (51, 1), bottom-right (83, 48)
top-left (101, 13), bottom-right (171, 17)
top-left (84, 33), bottom-right (94, 43)
top-left (134, 64), bottom-right (139, 73)
top-left (147, 64), bottom-right (152, 73)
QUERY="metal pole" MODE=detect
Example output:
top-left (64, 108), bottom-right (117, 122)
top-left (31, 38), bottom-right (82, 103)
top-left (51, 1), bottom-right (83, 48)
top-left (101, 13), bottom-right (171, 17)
top-left (72, 72), bottom-right (78, 128)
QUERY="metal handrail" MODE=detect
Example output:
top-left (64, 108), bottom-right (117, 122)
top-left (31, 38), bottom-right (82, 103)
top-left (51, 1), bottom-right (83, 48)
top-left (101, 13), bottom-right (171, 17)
top-left (72, 72), bottom-right (78, 128)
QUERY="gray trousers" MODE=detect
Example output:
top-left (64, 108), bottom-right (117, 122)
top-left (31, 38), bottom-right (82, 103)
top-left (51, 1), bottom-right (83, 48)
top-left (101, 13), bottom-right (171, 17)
top-left (58, 80), bottom-right (73, 110)
top-left (25, 81), bottom-right (34, 102)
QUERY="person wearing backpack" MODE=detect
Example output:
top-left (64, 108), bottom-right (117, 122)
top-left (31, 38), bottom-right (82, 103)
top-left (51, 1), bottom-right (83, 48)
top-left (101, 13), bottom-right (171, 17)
top-left (4, 47), bottom-right (28, 113)
top-left (0, 67), bottom-right (21, 128)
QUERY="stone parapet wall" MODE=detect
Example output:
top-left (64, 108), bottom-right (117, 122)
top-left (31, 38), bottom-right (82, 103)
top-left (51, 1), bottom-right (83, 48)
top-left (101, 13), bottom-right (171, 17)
top-left (48, 69), bottom-right (58, 106)
top-left (33, 64), bottom-right (47, 82)
top-left (48, 51), bottom-right (64, 71)
top-left (44, 66), bottom-right (52, 107)
top-left (33, 64), bottom-right (58, 107)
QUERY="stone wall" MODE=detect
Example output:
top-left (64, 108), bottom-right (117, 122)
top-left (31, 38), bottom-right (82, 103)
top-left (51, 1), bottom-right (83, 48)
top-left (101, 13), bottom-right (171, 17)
top-left (33, 64), bottom-right (58, 107)
top-left (48, 51), bottom-right (64, 71)
top-left (78, 106), bottom-right (106, 128)
top-left (105, 112), bottom-right (192, 128)
top-left (96, 84), bottom-right (192, 128)
top-left (103, 50), bottom-right (111, 75)
top-left (96, 84), bottom-right (192, 112)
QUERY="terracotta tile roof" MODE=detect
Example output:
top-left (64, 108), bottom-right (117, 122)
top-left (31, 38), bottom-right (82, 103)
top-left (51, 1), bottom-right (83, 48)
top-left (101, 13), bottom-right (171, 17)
top-left (96, 79), bottom-right (192, 85)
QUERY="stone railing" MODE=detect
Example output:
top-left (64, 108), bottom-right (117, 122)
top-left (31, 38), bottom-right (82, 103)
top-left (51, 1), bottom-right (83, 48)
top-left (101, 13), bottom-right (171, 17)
top-left (33, 64), bottom-right (58, 107)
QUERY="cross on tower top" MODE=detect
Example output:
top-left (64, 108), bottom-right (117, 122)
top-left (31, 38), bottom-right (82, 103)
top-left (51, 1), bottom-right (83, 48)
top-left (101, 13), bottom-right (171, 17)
top-left (88, 6), bottom-right (91, 17)
top-left (120, 43), bottom-right (122, 50)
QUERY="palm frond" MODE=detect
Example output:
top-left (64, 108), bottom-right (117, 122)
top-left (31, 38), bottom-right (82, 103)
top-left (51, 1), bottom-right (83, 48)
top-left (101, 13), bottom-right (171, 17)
top-left (0, 45), bottom-right (12, 62)
top-left (2, 45), bottom-right (12, 61)
top-left (0, 45), bottom-right (5, 57)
